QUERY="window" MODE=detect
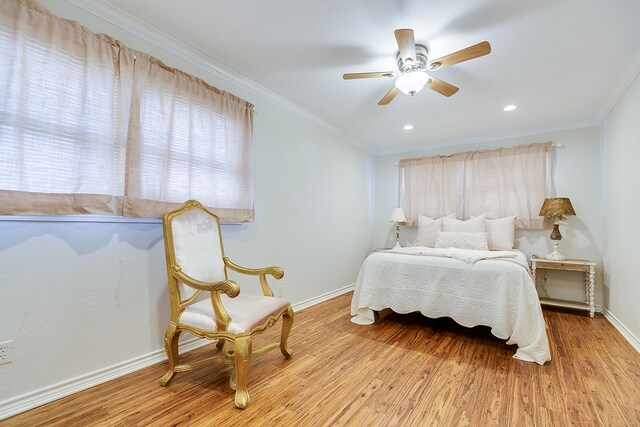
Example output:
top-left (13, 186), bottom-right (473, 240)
top-left (399, 142), bottom-right (554, 229)
top-left (0, 0), bottom-right (254, 222)
top-left (0, 0), bottom-right (133, 215)
top-left (124, 54), bottom-right (254, 222)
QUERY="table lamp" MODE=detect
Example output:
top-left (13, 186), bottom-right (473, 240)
top-left (390, 207), bottom-right (407, 250)
top-left (539, 197), bottom-right (576, 260)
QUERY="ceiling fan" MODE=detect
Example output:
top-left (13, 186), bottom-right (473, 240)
top-left (343, 29), bottom-right (491, 105)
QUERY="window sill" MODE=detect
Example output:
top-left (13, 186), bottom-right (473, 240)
top-left (0, 215), bottom-right (161, 224)
top-left (0, 215), bottom-right (246, 225)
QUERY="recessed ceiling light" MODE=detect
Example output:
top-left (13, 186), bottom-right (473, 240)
top-left (503, 105), bottom-right (517, 112)
top-left (403, 124), bottom-right (414, 130)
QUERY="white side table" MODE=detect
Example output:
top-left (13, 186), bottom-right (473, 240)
top-left (530, 256), bottom-right (596, 317)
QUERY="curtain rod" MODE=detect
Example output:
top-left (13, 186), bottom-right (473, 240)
top-left (392, 142), bottom-right (563, 166)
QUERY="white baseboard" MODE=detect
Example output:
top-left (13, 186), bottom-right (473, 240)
top-left (600, 307), bottom-right (640, 354)
top-left (292, 283), bottom-right (354, 312)
top-left (5, 287), bottom-right (635, 423)
top-left (0, 337), bottom-right (208, 421)
top-left (5, 287), bottom-right (634, 422)
top-left (0, 285), bottom-right (355, 421)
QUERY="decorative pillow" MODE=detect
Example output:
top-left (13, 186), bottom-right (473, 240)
top-left (442, 214), bottom-right (487, 233)
top-left (417, 213), bottom-right (456, 247)
top-left (434, 231), bottom-right (489, 251)
top-left (486, 216), bottom-right (517, 250)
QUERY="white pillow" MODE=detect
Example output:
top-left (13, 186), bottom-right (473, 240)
top-left (434, 231), bottom-right (489, 251)
top-left (442, 214), bottom-right (487, 233)
top-left (417, 213), bottom-right (456, 247)
top-left (486, 216), bottom-right (517, 250)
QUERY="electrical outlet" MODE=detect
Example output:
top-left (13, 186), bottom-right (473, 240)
top-left (276, 286), bottom-right (285, 298)
top-left (0, 340), bottom-right (13, 365)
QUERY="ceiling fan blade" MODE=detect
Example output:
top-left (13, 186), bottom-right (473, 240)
top-left (427, 41), bottom-right (491, 71)
top-left (426, 76), bottom-right (459, 97)
top-left (394, 28), bottom-right (416, 64)
top-left (343, 71), bottom-right (396, 80)
top-left (378, 86), bottom-right (400, 105)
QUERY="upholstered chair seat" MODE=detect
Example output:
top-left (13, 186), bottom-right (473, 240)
top-left (160, 200), bottom-right (294, 409)
top-left (181, 295), bottom-right (292, 334)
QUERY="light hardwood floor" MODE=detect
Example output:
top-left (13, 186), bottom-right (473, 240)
top-left (4, 292), bottom-right (640, 426)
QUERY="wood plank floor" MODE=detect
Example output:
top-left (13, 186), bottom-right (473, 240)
top-left (4, 292), bottom-right (640, 426)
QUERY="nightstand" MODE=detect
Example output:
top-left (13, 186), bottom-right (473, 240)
top-left (530, 256), bottom-right (596, 317)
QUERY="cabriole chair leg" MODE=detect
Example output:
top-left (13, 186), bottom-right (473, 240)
top-left (161, 323), bottom-right (180, 386)
top-left (233, 336), bottom-right (252, 409)
top-left (280, 307), bottom-right (294, 358)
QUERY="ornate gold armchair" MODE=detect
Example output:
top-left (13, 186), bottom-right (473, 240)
top-left (160, 200), bottom-right (294, 409)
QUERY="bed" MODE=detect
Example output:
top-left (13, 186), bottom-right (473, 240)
top-left (350, 246), bottom-right (551, 365)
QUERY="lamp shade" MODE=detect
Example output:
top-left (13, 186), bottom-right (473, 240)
top-left (539, 198), bottom-right (576, 220)
top-left (394, 71), bottom-right (430, 95)
top-left (390, 207), bottom-right (407, 223)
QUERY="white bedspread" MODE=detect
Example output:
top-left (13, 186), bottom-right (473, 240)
top-left (350, 247), bottom-right (551, 365)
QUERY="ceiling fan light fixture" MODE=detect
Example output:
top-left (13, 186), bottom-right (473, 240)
top-left (343, 30), bottom-right (491, 105)
top-left (394, 71), bottom-right (430, 95)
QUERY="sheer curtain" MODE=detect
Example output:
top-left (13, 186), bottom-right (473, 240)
top-left (0, 0), bottom-right (255, 221)
top-left (399, 153), bottom-right (465, 224)
top-left (464, 143), bottom-right (553, 228)
top-left (399, 142), bottom-right (554, 229)
top-left (0, 0), bottom-right (134, 215)
top-left (125, 53), bottom-right (254, 222)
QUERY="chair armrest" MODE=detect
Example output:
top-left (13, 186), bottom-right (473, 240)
top-left (223, 257), bottom-right (284, 297)
top-left (172, 267), bottom-right (240, 297)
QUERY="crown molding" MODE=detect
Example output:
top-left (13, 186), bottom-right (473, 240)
top-left (597, 49), bottom-right (640, 124)
top-left (67, 0), bottom-right (371, 154)
top-left (374, 118), bottom-right (601, 156)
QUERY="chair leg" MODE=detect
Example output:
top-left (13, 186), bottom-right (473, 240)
top-left (160, 323), bottom-right (181, 386)
top-left (280, 306), bottom-right (294, 358)
top-left (229, 365), bottom-right (237, 390)
top-left (233, 336), bottom-right (252, 409)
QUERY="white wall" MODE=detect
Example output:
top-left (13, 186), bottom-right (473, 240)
top-left (602, 71), bottom-right (640, 344)
top-left (0, 0), bottom-right (373, 413)
top-left (372, 126), bottom-right (603, 304)
top-left (2, 0), bottom-right (637, 419)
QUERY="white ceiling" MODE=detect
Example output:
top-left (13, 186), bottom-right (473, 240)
top-left (96, 0), bottom-right (640, 154)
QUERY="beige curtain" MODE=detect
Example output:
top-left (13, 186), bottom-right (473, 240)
top-left (399, 153), bottom-right (465, 225)
top-left (464, 142), bottom-right (554, 228)
top-left (125, 53), bottom-right (254, 222)
top-left (0, 0), bottom-right (134, 215)
top-left (399, 142), bottom-right (554, 229)
top-left (0, 0), bottom-right (255, 221)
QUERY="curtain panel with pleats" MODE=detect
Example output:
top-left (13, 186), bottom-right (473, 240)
top-left (0, 0), bottom-right (254, 222)
top-left (398, 142), bottom-right (554, 229)
top-left (125, 53), bottom-right (254, 221)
